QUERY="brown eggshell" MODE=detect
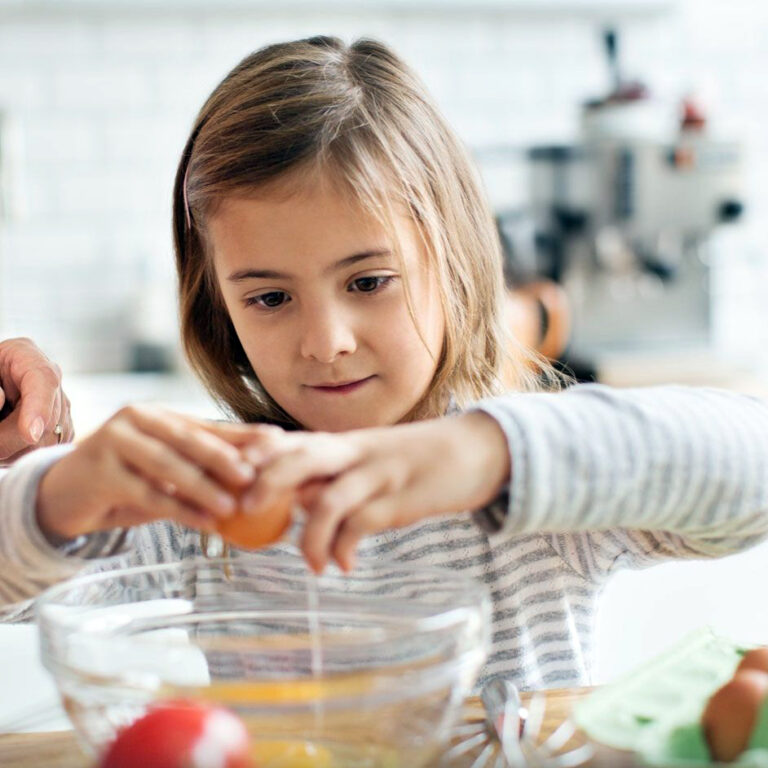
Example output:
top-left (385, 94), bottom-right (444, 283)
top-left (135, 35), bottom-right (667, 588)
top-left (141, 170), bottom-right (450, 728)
top-left (702, 670), bottom-right (768, 762)
top-left (737, 648), bottom-right (768, 675)
top-left (215, 491), bottom-right (294, 550)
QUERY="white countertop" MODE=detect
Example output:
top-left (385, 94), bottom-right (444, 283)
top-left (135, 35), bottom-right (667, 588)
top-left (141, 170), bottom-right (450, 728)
top-left (63, 371), bottom-right (222, 439)
top-left (0, 625), bottom-right (69, 733)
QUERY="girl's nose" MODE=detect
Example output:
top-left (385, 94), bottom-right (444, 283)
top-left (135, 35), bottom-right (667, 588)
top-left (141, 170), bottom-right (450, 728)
top-left (299, 307), bottom-right (357, 363)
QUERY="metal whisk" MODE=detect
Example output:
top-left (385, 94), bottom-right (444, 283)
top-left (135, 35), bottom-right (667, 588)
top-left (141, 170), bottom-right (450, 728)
top-left (442, 678), bottom-right (593, 768)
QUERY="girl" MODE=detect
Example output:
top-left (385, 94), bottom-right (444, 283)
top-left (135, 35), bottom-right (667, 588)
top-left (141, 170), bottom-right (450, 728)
top-left (2, 36), bottom-right (768, 691)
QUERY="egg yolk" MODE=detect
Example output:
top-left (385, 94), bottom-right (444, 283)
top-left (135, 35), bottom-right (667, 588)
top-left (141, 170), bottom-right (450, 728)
top-left (251, 741), bottom-right (332, 768)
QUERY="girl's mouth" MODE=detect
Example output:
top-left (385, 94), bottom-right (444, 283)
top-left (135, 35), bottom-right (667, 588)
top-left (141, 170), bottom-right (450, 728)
top-left (308, 376), bottom-right (376, 395)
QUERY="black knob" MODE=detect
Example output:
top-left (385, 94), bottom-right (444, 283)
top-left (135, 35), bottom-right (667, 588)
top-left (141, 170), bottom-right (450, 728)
top-left (719, 199), bottom-right (744, 222)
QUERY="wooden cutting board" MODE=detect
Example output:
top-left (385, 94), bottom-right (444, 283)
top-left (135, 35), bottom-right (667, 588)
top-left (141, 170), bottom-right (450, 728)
top-left (0, 687), bottom-right (618, 767)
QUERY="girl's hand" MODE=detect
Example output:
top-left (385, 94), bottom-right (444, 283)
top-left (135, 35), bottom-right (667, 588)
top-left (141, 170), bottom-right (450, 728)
top-left (36, 406), bottom-right (258, 541)
top-left (240, 412), bottom-right (511, 573)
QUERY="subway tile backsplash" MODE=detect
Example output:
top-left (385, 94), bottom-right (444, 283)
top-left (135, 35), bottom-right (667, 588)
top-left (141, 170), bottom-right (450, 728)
top-left (0, 1), bottom-right (766, 372)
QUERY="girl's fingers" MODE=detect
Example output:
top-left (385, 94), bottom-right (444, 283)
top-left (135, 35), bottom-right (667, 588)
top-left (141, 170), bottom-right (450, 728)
top-left (242, 436), bottom-right (361, 512)
top-left (111, 420), bottom-right (237, 518)
top-left (330, 516), bottom-right (369, 573)
top-left (299, 468), bottom-right (387, 572)
top-left (330, 497), bottom-right (397, 573)
top-left (124, 406), bottom-right (255, 489)
top-left (296, 479), bottom-right (329, 510)
top-left (240, 429), bottom-right (298, 465)
top-left (105, 473), bottom-right (218, 532)
top-left (198, 419), bottom-right (288, 448)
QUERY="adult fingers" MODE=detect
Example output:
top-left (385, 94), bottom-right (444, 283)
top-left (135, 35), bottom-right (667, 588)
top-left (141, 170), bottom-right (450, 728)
top-left (23, 386), bottom-right (68, 449)
top-left (42, 385), bottom-right (63, 446)
top-left (0, 410), bottom-right (31, 460)
top-left (122, 406), bottom-right (255, 489)
top-left (16, 364), bottom-right (61, 445)
top-left (110, 418), bottom-right (237, 519)
top-left (60, 391), bottom-right (75, 443)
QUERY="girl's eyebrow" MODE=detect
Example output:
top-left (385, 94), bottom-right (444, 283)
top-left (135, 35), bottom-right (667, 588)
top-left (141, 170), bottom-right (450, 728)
top-left (227, 249), bottom-right (392, 282)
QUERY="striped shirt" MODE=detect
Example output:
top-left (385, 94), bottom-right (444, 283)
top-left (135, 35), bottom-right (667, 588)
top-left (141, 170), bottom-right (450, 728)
top-left (1, 384), bottom-right (767, 690)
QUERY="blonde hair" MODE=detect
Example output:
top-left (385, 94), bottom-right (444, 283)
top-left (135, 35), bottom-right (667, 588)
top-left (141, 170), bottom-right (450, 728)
top-left (173, 36), bottom-right (549, 427)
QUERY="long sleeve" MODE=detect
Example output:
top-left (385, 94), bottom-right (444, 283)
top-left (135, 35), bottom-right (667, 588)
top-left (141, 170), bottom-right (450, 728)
top-left (0, 447), bottom-right (130, 619)
top-left (474, 384), bottom-right (768, 580)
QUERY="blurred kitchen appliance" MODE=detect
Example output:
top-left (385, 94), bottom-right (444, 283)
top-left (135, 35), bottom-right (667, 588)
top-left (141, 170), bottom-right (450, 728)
top-left (523, 29), bottom-right (744, 359)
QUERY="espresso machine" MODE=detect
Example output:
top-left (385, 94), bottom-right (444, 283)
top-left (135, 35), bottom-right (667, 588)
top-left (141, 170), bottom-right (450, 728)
top-left (510, 30), bottom-right (745, 372)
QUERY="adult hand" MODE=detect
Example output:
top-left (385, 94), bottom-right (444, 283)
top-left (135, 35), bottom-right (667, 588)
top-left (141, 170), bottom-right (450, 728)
top-left (36, 405), bottom-right (258, 542)
top-left (0, 337), bottom-right (74, 463)
top-left (238, 412), bottom-right (512, 573)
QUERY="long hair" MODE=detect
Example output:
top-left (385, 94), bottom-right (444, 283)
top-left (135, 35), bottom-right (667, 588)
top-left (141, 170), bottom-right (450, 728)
top-left (173, 36), bottom-right (548, 427)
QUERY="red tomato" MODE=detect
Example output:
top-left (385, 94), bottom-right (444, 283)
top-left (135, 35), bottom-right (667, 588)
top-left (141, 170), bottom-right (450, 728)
top-left (100, 699), bottom-right (251, 768)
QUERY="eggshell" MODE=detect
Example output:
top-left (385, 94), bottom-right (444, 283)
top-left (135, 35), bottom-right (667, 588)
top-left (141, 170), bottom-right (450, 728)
top-left (215, 491), bottom-right (293, 550)
top-left (702, 670), bottom-right (768, 762)
top-left (737, 647), bottom-right (768, 675)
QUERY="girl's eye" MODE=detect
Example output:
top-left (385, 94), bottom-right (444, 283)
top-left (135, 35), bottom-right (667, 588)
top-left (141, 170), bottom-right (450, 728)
top-left (349, 276), bottom-right (393, 293)
top-left (245, 291), bottom-right (289, 309)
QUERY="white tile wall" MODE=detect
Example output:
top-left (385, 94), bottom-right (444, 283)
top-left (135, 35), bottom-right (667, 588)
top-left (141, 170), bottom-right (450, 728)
top-left (0, 1), bottom-right (766, 373)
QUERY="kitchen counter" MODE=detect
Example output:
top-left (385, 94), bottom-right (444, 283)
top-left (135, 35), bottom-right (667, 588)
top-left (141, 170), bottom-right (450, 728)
top-left (63, 371), bottom-right (222, 438)
top-left (64, 348), bottom-right (768, 439)
top-left (0, 686), bottom-right (596, 767)
top-left (596, 347), bottom-right (768, 397)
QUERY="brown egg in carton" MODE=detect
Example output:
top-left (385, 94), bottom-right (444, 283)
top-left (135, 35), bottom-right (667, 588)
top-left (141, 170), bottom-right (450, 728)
top-left (573, 629), bottom-right (768, 767)
top-left (702, 647), bottom-right (768, 762)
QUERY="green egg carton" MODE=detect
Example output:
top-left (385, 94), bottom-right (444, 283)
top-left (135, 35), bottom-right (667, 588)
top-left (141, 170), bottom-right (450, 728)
top-left (573, 627), bottom-right (768, 766)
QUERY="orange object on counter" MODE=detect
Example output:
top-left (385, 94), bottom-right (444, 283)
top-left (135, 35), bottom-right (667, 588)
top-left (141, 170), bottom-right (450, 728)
top-left (506, 280), bottom-right (571, 362)
top-left (216, 491), bottom-right (294, 550)
top-left (702, 669), bottom-right (768, 762)
top-left (737, 647), bottom-right (768, 676)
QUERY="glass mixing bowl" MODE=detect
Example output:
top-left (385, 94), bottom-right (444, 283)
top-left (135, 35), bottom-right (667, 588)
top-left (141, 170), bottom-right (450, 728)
top-left (37, 551), bottom-right (490, 767)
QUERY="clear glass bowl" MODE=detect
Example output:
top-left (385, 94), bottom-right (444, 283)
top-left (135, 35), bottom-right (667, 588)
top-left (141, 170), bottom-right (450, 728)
top-left (37, 551), bottom-right (490, 767)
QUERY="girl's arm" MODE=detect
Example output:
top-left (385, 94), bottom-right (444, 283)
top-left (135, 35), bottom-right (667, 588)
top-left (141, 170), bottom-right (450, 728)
top-left (0, 406), bottom-right (264, 614)
top-left (0, 447), bottom-right (129, 618)
top-left (474, 384), bottom-right (768, 578)
top-left (238, 410), bottom-right (512, 573)
top-left (36, 405), bottom-right (259, 542)
top-left (243, 384), bottom-right (768, 574)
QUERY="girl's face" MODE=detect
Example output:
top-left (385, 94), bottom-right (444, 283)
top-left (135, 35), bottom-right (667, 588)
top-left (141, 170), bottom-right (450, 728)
top-left (207, 175), bottom-right (446, 432)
